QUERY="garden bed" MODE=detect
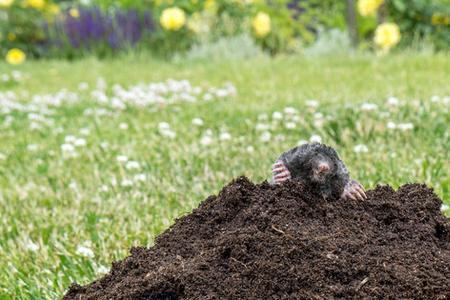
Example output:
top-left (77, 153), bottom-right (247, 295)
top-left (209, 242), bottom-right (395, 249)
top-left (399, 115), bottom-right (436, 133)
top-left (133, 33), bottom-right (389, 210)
top-left (64, 177), bottom-right (450, 299)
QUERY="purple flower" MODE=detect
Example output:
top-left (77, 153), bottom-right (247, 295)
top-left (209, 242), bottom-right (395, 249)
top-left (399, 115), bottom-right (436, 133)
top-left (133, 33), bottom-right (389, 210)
top-left (43, 6), bottom-right (155, 55)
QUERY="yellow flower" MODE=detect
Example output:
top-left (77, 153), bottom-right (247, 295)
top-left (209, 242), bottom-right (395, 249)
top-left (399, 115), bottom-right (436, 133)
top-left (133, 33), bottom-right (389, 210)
top-left (6, 48), bottom-right (26, 65)
top-left (204, 0), bottom-right (216, 10)
top-left (374, 23), bottom-right (401, 51)
top-left (25, 0), bottom-right (45, 10)
top-left (160, 7), bottom-right (186, 31)
top-left (358, 0), bottom-right (383, 17)
top-left (431, 13), bottom-right (450, 26)
top-left (47, 3), bottom-right (60, 15)
top-left (69, 8), bottom-right (79, 18)
top-left (252, 12), bottom-right (271, 38)
top-left (0, 0), bottom-right (14, 8)
top-left (7, 32), bottom-right (16, 41)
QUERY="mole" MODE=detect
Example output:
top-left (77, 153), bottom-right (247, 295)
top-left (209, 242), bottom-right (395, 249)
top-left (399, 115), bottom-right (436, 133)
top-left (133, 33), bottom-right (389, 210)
top-left (272, 143), bottom-right (366, 201)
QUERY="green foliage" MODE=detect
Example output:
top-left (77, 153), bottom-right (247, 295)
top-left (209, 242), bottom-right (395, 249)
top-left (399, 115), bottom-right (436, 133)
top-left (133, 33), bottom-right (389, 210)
top-left (388, 0), bottom-right (450, 50)
top-left (0, 54), bottom-right (449, 298)
top-left (0, 2), bottom-right (55, 57)
top-left (178, 33), bottom-right (266, 62)
top-left (303, 28), bottom-right (353, 56)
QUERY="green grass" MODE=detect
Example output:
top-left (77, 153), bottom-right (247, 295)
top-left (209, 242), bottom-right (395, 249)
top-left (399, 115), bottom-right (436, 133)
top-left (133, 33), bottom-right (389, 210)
top-left (0, 53), bottom-right (449, 299)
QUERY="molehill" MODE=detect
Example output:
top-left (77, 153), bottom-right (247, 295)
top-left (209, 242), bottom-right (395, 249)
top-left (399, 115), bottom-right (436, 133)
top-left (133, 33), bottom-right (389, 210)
top-left (64, 177), bottom-right (450, 300)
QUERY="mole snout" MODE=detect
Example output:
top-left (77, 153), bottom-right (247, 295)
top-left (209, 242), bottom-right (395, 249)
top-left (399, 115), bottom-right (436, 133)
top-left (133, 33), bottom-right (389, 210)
top-left (312, 161), bottom-right (331, 183)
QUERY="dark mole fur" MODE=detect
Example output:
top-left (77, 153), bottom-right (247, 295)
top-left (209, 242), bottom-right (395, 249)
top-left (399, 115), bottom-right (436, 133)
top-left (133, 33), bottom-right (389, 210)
top-left (278, 143), bottom-right (350, 199)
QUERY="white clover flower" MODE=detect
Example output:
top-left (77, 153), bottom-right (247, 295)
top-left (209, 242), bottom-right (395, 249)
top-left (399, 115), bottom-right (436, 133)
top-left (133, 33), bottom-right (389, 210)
top-left (78, 82), bottom-right (89, 91)
top-left (441, 204), bottom-right (449, 212)
top-left (160, 129), bottom-right (176, 139)
top-left (29, 122), bottom-right (42, 130)
top-left (297, 140), bottom-right (308, 146)
top-left (0, 153), bottom-right (6, 160)
top-left (309, 135), bottom-right (322, 143)
top-left (246, 146), bottom-right (254, 153)
top-left (219, 132), bottom-right (232, 141)
top-left (134, 173), bottom-right (147, 182)
top-left (314, 119), bottom-right (324, 127)
top-left (397, 123), bottom-right (414, 131)
top-left (96, 265), bottom-right (110, 275)
top-left (27, 144), bottom-right (38, 152)
top-left (260, 131), bottom-right (271, 143)
top-left (76, 245), bottom-right (95, 258)
top-left (314, 112), bottom-right (323, 119)
top-left (257, 113), bottom-right (268, 121)
top-left (119, 123), bottom-right (129, 130)
top-left (192, 118), bottom-right (204, 126)
top-left (158, 122), bottom-right (171, 133)
top-left (111, 98), bottom-right (126, 110)
top-left (386, 96), bottom-right (399, 106)
top-left (431, 95), bottom-right (440, 103)
top-left (121, 179), bottom-right (133, 187)
top-left (284, 107), bottom-right (297, 115)
top-left (275, 134), bottom-right (285, 142)
top-left (361, 103), bottom-right (378, 111)
top-left (255, 123), bottom-right (270, 131)
top-left (80, 128), bottom-right (91, 136)
top-left (74, 138), bottom-right (87, 147)
top-left (200, 135), bottom-right (213, 146)
top-left (203, 93), bottom-right (213, 101)
top-left (387, 121), bottom-right (397, 129)
top-left (67, 180), bottom-right (77, 188)
top-left (100, 142), bottom-right (109, 149)
top-left (306, 100), bottom-right (319, 108)
top-left (100, 185), bottom-right (109, 192)
top-left (285, 122), bottom-right (296, 130)
top-left (292, 115), bottom-right (301, 123)
top-left (414, 159), bottom-right (422, 165)
top-left (158, 122), bottom-right (176, 139)
top-left (272, 111), bottom-right (283, 120)
top-left (354, 144), bottom-right (369, 153)
top-left (61, 144), bottom-right (76, 157)
top-left (116, 155), bottom-right (128, 163)
top-left (25, 241), bottom-right (39, 252)
top-left (126, 161), bottom-right (140, 170)
top-left (64, 135), bottom-right (77, 144)
top-left (216, 89), bottom-right (229, 98)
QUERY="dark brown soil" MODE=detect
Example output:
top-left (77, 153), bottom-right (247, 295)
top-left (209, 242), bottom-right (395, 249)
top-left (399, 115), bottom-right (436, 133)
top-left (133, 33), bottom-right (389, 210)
top-left (64, 177), bottom-right (450, 300)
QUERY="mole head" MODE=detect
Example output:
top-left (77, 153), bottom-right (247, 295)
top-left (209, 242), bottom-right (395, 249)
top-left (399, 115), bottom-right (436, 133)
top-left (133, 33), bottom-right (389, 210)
top-left (309, 153), bottom-right (334, 184)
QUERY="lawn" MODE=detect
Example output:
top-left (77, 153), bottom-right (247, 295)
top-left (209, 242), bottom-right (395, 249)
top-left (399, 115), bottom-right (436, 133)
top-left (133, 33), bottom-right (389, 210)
top-left (1, 53), bottom-right (449, 299)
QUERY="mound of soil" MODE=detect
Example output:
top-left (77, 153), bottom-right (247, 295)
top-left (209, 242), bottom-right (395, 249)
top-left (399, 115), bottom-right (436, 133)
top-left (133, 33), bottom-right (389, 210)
top-left (64, 177), bottom-right (450, 300)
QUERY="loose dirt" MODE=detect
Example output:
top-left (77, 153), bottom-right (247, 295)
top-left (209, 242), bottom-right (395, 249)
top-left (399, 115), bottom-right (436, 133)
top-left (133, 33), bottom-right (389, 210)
top-left (64, 177), bottom-right (450, 300)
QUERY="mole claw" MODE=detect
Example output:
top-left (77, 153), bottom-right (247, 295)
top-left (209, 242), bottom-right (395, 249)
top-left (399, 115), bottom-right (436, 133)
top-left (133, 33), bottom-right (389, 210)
top-left (344, 191), bottom-right (356, 201)
top-left (355, 186), bottom-right (366, 200)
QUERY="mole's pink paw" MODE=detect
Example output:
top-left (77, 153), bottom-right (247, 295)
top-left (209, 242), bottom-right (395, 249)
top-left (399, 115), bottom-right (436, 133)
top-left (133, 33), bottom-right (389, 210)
top-left (272, 161), bottom-right (291, 184)
top-left (341, 180), bottom-right (366, 201)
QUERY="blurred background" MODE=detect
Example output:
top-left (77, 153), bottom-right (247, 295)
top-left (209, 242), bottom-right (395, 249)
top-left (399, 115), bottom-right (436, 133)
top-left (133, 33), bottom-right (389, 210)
top-left (1, 0), bottom-right (449, 61)
top-left (1, 1), bottom-right (449, 298)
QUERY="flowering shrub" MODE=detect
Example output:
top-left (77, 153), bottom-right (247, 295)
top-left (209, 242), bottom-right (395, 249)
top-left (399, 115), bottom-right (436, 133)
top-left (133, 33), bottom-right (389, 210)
top-left (374, 23), bottom-right (401, 52)
top-left (44, 6), bottom-right (155, 58)
top-left (357, 0), bottom-right (450, 52)
top-left (0, 0), bottom-right (59, 59)
top-left (160, 7), bottom-right (186, 31)
top-left (1, 0), bottom-right (449, 61)
top-left (357, 0), bottom-right (383, 17)
top-left (5, 48), bottom-right (26, 64)
top-left (252, 12), bottom-right (271, 38)
top-left (388, 0), bottom-right (450, 50)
